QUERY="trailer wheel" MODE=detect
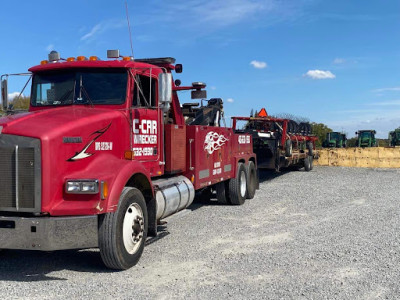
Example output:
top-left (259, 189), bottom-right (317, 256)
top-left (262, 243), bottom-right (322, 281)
top-left (285, 140), bottom-right (293, 157)
top-left (304, 156), bottom-right (311, 172)
top-left (246, 161), bottom-right (257, 199)
top-left (309, 156), bottom-right (314, 170)
top-left (216, 181), bottom-right (230, 204)
top-left (98, 187), bottom-right (148, 270)
top-left (307, 142), bottom-right (313, 156)
top-left (229, 163), bottom-right (247, 205)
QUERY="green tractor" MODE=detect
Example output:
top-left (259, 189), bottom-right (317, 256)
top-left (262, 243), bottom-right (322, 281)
top-left (322, 132), bottom-right (347, 148)
top-left (388, 128), bottom-right (400, 146)
top-left (355, 130), bottom-right (377, 147)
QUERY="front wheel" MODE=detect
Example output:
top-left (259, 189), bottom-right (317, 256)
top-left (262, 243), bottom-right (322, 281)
top-left (99, 187), bottom-right (148, 270)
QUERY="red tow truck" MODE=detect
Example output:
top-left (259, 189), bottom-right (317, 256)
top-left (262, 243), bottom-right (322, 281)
top-left (0, 50), bottom-right (257, 269)
top-left (233, 108), bottom-right (317, 172)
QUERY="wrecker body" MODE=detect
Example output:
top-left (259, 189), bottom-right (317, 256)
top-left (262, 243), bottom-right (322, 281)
top-left (0, 50), bottom-right (256, 269)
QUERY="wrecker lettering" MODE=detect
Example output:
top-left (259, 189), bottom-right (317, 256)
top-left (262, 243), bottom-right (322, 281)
top-left (133, 119), bottom-right (158, 144)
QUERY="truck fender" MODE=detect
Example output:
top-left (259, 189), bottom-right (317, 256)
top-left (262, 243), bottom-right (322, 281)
top-left (105, 162), bottom-right (157, 236)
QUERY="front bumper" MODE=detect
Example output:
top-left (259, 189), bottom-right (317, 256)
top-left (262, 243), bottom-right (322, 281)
top-left (0, 215), bottom-right (98, 251)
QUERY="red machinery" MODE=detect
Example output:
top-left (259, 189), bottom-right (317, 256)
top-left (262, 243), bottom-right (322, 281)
top-left (0, 50), bottom-right (257, 269)
top-left (232, 108), bottom-right (317, 172)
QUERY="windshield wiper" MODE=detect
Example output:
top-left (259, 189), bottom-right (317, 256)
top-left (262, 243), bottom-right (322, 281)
top-left (58, 89), bottom-right (74, 104)
top-left (76, 75), bottom-right (94, 107)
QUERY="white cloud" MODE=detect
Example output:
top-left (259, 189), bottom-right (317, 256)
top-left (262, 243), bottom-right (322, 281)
top-left (250, 60), bottom-right (268, 69)
top-left (81, 24), bottom-right (102, 41)
top-left (46, 44), bottom-right (54, 52)
top-left (304, 70), bottom-right (335, 79)
top-left (80, 19), bottom-right (126, 42)
top-left (372, 87), bottom-right (400, 93)
top-left (8, 92), bottom-right (21, 100)
top-left (144, 0), bottom-right (313, 36)
top-left (226, 98), bottom-right (234, 103)
top-left (333, 58), bottom-right (345, 64)
top-left (210, 86), bottom-right (217, 90)
top-left (367, 100), bottom-right (400, 106)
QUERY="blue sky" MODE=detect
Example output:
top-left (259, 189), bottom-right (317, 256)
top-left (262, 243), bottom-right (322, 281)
top-left (1, 0), bottom-right (399, 138)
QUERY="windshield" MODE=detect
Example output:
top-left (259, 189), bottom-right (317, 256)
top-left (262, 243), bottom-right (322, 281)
top-left (31, 69), bottom-right (127, 106)
top-left (329, 132), bottom-right (340, 140)
top-left (360, 131), bottom-right (372, 139)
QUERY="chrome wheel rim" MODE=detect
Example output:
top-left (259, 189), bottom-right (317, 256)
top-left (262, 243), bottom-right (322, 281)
top-left (123, 203), bottom-right (144, 254)
top-left (240, 170), bottom-right (247, 198)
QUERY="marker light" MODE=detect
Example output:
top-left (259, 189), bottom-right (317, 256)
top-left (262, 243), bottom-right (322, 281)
top-left (66, 179), bottom-right (99, 194)
top-left (89, 56), bottom-right (98, 61)
top-left (67, 57), bottom-right (75, 62)
top-left (101, 181), bottom-right (108, 200)
top-left (77, 56), bottom-right (87, 61)
top-left (40, 60), bottom-right (48, 65)
top-left (122, 56), bottom-right (132, 61)
top-left (124, 150), bottom-right (134, 160)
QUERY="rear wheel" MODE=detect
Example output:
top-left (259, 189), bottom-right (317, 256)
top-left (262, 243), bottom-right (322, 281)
top-left (307, 141), bottom-right (314, 156)
top-left (285, 140), bottom-right (293, 157)
top-left (99, 187), bottom-right (148, 270)
top-left (304, 156), bottom-right (311, 172)
top-left (246, 161), bottom-right (257, 199)
top-left (216, 181), bottom-right (230, 204)
top-left (229, 163), bottom-right (247, 205)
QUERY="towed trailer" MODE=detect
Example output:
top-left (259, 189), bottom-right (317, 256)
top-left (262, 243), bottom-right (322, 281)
top-left (232, 109), bottom-right (317, 172)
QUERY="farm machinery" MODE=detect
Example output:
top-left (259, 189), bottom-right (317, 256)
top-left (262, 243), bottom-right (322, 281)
top-left (322, 132), bottom-right (347, 148)
top-left (355, 130), bottom-right (377, 147)
top-left (232, 108), bottom-right (317, 172)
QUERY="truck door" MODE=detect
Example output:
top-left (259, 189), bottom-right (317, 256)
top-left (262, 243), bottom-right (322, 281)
top-left (130, 72), bottom-right (163, 176)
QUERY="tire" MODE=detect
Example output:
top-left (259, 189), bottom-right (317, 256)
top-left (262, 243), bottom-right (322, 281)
top-left (307, 141), bottom-right (314, 156)
top-left (304, 156), bottom-right (311, 172)
top-left (285, 139), bottom-right (293, 157)
top-left (216, 181), bottom-right (230, 204)
top-left (99, 187), bottom-right (148, 270)
top-left (309, 155), bottom-right (314, 170)
top-left (197, 187), bottom-right (212, 203)
top-left (229, 163), bottom-right (247, 205)
top-left (246, 161), bottom-right (257, 199)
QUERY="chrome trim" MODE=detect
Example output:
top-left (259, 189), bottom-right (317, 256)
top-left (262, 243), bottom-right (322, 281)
top-left (0, 134), bottom-right (41, 213)
top-left (15, 145), bottom-right (19, 211)
top-left (0, 215), bottom-right (98, 251)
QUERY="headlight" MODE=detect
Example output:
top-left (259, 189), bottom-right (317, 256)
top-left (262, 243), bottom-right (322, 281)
top-left (65, 179), bottom-right (99, 194)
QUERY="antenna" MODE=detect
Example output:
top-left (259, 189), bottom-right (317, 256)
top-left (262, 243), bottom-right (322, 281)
top-left (125, 1), bottom-right (134, 58)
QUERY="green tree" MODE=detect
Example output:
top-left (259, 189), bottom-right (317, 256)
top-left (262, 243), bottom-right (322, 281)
top-left (11, 95), bottom-right (30, 110)
top-left (311, 122), bottom-right (332, 148)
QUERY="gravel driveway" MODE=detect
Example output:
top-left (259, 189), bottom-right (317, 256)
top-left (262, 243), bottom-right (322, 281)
top-left (1, 166), bottom-right (399, 299)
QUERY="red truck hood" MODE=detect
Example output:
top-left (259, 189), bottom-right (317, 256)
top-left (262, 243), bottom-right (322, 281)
top-left (0, 107), bottom-right (123, 140)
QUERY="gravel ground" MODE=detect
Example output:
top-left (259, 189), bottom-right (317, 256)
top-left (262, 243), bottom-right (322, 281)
top-left (1, 166), bottom-right (400, 299)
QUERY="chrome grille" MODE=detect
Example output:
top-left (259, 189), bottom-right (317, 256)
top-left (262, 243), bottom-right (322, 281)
top-left (0, 135), bottom-right (41, 212)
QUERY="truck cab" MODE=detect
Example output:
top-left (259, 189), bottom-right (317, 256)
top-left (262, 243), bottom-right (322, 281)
top-left (0, 50), bottom-right (257, 269)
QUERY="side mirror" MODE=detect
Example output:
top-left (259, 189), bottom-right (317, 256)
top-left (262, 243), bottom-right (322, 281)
top-left (1, 78), bottom-right (8, 111)
top-left (159, 73), bottom-right (172, 112)
top-left (175, 64), bottom-right (183, 73)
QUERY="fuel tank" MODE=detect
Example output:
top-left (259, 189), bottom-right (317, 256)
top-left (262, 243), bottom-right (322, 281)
top-left (153, 176), bottom-right (195, 220)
